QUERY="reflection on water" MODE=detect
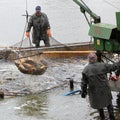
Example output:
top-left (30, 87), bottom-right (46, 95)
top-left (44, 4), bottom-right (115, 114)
top-left (17, 93), bottom-right (48, 117)
top-left (15, 89), bottom-right (120, 120)
top-left (14, 87), bottom-right (93, 120)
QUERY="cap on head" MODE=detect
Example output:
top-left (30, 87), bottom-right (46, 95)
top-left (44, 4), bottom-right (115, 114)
top-left (88, 52), bottom-right (97, 63)
top-left (35, 6), bottom-right (41, 11)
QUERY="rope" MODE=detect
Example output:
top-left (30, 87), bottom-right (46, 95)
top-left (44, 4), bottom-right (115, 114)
top-left (19, 23), bottom-right (28, 48)
top-left (15, 21), bottom-right (28, 58)
top-left (83, 12), bottom-right (90, 26)
top-left (28, 37), bottom-right (32, 48)
top-left (16, 0), bottom-right (33, 59)
top-left (50, 36), bottom-right (72, 50)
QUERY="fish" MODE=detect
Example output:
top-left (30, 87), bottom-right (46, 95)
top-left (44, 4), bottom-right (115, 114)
top-left (15, 58), bottom-right (48, 75)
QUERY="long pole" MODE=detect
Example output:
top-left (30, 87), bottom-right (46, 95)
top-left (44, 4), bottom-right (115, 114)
top-left (26, 0), bottom-right (28, 11)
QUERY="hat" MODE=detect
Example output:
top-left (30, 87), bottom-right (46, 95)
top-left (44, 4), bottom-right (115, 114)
top-left (35, 6), bottom-right (41, 11)
top-left (88, 52), bottom-right (97, 63)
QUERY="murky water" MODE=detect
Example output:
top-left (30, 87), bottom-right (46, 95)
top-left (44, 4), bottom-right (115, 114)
top-left (0, 0), bottom-right (120, 120)
top-left (0, 89), bottom-right (91, 120)
top-left (0, 58), bottom-right (120, 120)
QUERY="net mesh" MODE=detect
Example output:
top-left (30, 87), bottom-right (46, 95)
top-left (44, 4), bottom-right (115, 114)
top-left (12, 37), bottom-right (33, 48)
top-left (11, 36), bottom-right (62, 48)
top-left (14, 57), bottom-right (48, 75)
top-left (10, 36), bottom-right (63, 75)
top-left (0, 35), bottom-right (65, 75)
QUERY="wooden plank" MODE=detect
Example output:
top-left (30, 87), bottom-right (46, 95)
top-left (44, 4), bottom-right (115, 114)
top-left (9, 50), bottom-right (95, 60)
top-left (41, 50), bottom-right (95, 58)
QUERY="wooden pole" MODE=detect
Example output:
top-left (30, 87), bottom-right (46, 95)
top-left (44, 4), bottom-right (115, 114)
top-left (42, 50), bottom-right (95, 54)
top-left (11, 50), bottom-right (95, 60)
top-left (0, 90), bottom-right (4, 99)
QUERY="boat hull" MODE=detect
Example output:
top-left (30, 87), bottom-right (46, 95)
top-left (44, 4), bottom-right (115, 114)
top-left (0, 42), bottom-right (94, 60)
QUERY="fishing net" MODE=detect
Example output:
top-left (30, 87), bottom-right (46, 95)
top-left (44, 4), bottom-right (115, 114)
top-left (12, 36), bottom-right (63, 48)
top-left (0, 7), bottom-right (70, 75)
top-left (4, 47), bottom-right (48, 75)
top-left (15, 57), bottom-right (48, 75)
top-left (12, 36), bottom-right (64, 75)
top-left (13, 39), bottom-right (48, 75)
top-left (0, 31), bottom-right (65, 75)
top-left (12, 37), bottom-right (33, 48)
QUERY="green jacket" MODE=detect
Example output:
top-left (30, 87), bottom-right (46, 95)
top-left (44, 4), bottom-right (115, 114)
top-left (81, 62), bottom-right (120, 109)
top-left (26, 12), bottom-right (50, 44)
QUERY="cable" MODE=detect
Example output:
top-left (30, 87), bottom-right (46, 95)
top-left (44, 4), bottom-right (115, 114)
top-left (17, 0), bottom-right (32, 57)
top-left (26, 0), bottom-right (28, 13)
top-left (104, 0), bottom-right (120, 10)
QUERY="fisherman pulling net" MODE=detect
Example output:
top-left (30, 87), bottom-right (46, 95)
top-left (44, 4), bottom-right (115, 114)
top-left (0, 5), bottom-right (66, 75)
top-left (0, 34), bottom-right (49, 75)
top-left (0, 28), bottom-right (63, 75)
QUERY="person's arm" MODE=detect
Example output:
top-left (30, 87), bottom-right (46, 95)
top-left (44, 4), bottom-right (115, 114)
top-left (105, 62), bottom-right (120, 73)
top-left (45, 14), bottom-right (50, 29)
top-left (26, 16), bottom-right (33, 32)
top-left (44, 13), bottom-right (52, 37)
top-left (26, 16), bottom-right (33, 37)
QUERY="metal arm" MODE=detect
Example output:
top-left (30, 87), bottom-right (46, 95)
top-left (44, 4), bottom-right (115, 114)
top-left (73, 0), bottom-right (101, 24)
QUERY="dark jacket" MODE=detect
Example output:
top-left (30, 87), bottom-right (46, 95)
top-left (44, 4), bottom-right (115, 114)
top-left (26, 12), bottom-right (50, 44)
top-left (81, 62), bottom-right (120, 109)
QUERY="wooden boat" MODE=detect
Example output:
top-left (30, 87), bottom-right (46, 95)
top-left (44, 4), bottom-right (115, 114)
top-left (0, 41), bottom-right (94, 60)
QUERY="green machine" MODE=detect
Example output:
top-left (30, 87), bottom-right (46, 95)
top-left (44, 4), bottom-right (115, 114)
top-left (73, 0), bottom-right (120, 53)
top-left (73, 0), bottom-right (120, 108)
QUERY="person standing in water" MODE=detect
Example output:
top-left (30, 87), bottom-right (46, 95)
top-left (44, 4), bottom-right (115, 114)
top-left (26, 6), bottom-right (52, 47)
top-left (81, 52), bottom-right (120, 120)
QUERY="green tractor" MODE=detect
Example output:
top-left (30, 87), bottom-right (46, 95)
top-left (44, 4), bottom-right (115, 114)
top-left (73, 0), bottom-right (120, 107)
top-left (73, 0), bottom-right (120, 53)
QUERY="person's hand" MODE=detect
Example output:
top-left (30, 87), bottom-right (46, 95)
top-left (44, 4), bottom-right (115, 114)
top-left (47, 29), bottom-right (52, 37)
top-left (26, 32), bottom-right (30, 37)
top-left (110, 75), bottom-right (118, 81)
top-left (81, 91), bottom-right (87, 98)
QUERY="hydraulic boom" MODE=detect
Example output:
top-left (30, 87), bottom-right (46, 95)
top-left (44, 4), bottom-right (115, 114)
top-left (73, 0), bottom-right (101, 24)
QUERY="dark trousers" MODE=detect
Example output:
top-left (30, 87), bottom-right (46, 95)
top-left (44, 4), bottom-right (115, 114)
top-left (35, 39), bottom-right (50, 47)
top-left (34, 34), bottom-right (50, 47)
top-left (98, 104), bottom-right (115, 120)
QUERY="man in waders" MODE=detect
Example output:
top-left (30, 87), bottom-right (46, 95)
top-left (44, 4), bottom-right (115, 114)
top-left (81, 52), bottom-right (120, 120)
top-left (26, 6), bottom-right (52, 47)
